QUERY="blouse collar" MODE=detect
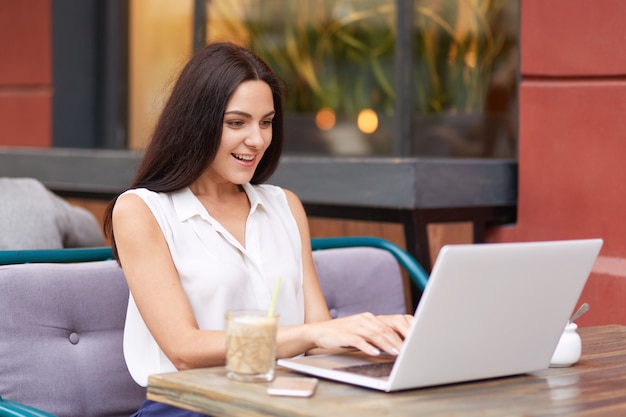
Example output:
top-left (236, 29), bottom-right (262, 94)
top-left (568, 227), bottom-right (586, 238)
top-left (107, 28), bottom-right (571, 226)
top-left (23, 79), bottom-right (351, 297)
top-left (172, 183), bottom-right (263, 223)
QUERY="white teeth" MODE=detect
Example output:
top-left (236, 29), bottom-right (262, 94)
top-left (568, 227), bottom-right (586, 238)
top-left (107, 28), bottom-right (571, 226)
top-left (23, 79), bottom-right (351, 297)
top-left (233, 154), bottom-right (254, 161)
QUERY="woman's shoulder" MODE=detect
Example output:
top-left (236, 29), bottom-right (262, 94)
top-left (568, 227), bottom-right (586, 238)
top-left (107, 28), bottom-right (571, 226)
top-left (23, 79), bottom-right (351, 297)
top-left (121, 187), bottom-right (160, 199)
top-left (120, 187), bottom-right (181, 205)
top-left (115, 188), bottom-right (172, 216)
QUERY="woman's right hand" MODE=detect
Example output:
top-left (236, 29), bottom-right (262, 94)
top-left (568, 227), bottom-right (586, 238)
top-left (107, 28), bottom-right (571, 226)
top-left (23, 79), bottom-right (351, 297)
top-left (306, 312), bottom-right (413, 357)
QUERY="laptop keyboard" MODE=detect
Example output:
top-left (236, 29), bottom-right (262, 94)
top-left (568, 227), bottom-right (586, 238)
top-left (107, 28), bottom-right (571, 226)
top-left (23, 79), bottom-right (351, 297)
top-left (334, 361), bottom-right (395, 378)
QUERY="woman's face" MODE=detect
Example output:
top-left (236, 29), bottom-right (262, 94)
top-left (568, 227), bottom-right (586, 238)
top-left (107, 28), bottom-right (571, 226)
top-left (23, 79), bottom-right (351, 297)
top-left (210, 80), bottom-right (275, 186)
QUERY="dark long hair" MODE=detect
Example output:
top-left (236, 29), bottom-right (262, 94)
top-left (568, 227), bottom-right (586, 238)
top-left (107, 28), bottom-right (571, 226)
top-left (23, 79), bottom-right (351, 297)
top-left (103, 42), bottom-right (285, 259)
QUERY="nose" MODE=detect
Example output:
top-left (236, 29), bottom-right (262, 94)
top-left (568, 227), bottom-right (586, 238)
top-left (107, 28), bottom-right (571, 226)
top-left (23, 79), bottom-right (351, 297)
top-left (244, 125), bottom-right (267, 149)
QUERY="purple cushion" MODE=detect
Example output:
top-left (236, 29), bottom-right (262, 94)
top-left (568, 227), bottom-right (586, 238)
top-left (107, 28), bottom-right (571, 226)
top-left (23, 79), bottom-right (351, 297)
top-left (314, 247), bottom-right (407, 318)
top-left (0, 260), bottom-right (145, 417)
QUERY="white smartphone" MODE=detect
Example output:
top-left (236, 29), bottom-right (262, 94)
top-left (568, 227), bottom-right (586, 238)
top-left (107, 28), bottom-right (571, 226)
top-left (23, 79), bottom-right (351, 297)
top-left (267, 376), bottom-right (319, 397)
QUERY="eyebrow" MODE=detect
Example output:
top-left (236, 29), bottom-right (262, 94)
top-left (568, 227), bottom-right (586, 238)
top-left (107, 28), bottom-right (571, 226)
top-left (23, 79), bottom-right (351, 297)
top-left (224, 110), bottom-right (276, 118)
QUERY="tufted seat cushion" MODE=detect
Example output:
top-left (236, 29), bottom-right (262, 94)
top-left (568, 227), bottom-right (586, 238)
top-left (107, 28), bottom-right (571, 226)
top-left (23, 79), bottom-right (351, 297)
top-left (0, 260), bottom-right (146, 417)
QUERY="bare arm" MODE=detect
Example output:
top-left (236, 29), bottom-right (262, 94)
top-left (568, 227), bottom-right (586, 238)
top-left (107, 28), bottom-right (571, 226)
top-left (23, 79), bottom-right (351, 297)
top-left (113, 193), bottom-right (227, 370)
top-left (276, 189), bottom-right (413, 358)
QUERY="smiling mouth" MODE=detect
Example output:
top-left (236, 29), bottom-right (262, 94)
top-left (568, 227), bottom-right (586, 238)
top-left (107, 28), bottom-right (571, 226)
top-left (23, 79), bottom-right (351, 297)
top-left (232, 153), bottom-right (255, 162)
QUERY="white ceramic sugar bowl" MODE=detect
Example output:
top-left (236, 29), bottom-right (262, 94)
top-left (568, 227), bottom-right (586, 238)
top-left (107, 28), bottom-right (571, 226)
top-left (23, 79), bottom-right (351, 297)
top-left (549, 322), bottom-right (582, 368)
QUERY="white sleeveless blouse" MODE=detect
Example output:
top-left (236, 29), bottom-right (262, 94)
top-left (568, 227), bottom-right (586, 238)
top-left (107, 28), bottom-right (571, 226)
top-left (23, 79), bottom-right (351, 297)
top-left (122, 183), bottom-right (305, 386)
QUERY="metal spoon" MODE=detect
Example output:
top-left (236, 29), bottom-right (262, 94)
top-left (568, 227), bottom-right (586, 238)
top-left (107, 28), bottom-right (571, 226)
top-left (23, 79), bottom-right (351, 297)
top-left (569, 303), bottom-right (590, 324)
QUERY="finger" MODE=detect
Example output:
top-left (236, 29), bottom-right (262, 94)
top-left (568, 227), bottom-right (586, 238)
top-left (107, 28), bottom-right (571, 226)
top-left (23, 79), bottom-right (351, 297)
top-left (393, 314), bottom-right (414, 338)
top-left (353, 339), bottom-right (383, 356)
top-left (371, 332), bottom-right (403, 356)
top-left (370, 314), bottom-right (415, 354)
top-left (354, 314), bottom-right (404, 355)
top-left (379, 314), bottom-right (413, 338)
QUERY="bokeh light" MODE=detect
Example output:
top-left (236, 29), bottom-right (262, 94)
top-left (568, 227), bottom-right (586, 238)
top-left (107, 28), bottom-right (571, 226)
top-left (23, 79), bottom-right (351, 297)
top-left (315, 107), bottom-right (336, 130)
top-left (357, 108), bottom-right (378, 134)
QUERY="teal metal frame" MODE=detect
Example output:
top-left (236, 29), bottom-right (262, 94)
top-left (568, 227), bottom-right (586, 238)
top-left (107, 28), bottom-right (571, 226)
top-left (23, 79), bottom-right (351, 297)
top-left (0, 397), bottom-right (56, 417)
top-left (0, 247), bottom-right (113, 266)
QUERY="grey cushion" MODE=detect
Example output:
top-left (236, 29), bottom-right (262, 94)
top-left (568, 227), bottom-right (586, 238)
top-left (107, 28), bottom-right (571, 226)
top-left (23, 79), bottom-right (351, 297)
top-left (0, 177), bottom-right (105, 250)
top-left (0, 247), bottom-right (406, 416)
top-left (315, 247), bottom-right (407, 318)
top-left (0, 260), bottom-right (145, 417)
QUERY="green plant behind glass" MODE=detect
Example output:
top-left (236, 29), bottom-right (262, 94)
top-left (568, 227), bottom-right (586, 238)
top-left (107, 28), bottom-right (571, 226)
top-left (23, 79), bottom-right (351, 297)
top-left (414, 0), bottom-right (515, 114)
top-left (208, 0), bottom-right (517, 117)
top-left (212, 0), bottom-right (396, 116)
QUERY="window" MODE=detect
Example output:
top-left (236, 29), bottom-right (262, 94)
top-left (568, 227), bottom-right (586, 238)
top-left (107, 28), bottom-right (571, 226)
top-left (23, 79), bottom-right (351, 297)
top-left (207, 0), bottom-right (397, 156)
top-left (126, 0), bottom-right (519, 158)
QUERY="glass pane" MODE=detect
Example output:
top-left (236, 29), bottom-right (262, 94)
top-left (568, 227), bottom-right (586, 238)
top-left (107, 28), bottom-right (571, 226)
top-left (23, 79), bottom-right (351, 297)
top-left (129, 0), bottom-right (193, 150)
top-left (207, 0), bottom-right (396, 156)
top-left (206, 0), bottom-right (519, 158)
top-left (411, 0), bottom-right (518, 157)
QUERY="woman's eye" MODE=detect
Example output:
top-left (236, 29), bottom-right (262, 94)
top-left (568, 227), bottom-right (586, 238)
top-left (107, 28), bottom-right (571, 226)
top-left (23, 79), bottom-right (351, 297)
top-left (261, 120), bottom-right (274, 128)
top-left (226, 120), bottom-right (244, 127)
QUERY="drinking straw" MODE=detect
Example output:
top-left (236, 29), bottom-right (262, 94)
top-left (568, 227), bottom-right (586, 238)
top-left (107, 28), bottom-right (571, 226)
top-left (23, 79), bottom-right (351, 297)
top-left (268, 276), bottom-right (282, 317)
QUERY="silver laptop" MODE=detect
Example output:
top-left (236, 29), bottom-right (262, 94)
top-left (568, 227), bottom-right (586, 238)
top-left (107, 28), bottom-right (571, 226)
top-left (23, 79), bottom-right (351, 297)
top-left (278, 238), bottom-right (603, 392)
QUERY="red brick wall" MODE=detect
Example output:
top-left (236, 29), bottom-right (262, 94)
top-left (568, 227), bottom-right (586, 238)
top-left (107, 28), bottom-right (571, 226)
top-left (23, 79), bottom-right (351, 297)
top-left (0, 0), bottom-right (51, 147)
top-left (487, 0), bottom-right (626, 326)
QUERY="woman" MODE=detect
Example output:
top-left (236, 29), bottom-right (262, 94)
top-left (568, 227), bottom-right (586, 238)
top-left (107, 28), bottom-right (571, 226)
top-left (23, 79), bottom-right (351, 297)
top-left (104, 42), bottom-right (412, 416)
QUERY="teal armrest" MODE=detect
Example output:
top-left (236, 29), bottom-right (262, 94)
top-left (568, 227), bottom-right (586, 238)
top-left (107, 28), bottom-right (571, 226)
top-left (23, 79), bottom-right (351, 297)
top-left (0, 247), bottom-right (113, 266)
top-left (310, 236), bottom-right (429, 291)
top-left (0, 397), bottom-right (57, 417)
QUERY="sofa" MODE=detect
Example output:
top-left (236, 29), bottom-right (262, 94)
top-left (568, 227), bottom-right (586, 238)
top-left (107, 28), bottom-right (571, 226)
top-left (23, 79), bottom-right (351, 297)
top-left (0, 240), bottom-right (422, 417)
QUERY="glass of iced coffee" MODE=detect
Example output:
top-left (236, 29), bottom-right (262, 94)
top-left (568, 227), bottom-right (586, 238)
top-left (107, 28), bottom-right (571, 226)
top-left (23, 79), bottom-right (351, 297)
top-left (225, 310), bottom-right (279, 382)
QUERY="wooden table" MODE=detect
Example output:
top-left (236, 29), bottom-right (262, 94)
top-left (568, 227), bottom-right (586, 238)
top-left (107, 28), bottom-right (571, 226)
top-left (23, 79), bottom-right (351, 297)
top-left (147, 325), bottom-right (626, 416)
